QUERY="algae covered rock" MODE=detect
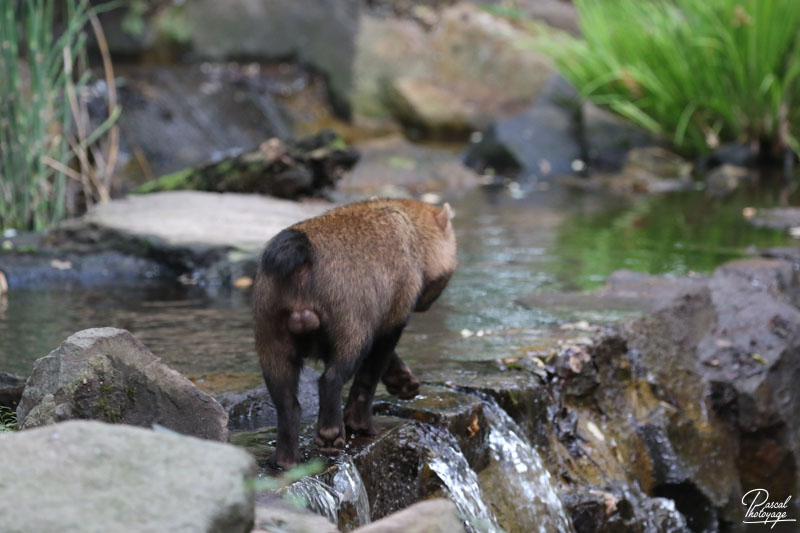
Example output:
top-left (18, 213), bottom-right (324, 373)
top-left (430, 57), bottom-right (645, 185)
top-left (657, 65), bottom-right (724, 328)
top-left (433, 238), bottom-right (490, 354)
top-left (0, 420), bottom-right (255, 533)
top-left (17, 328), bottom-right (228, 440)
top-left (133, 130), bottom-right (359, 199)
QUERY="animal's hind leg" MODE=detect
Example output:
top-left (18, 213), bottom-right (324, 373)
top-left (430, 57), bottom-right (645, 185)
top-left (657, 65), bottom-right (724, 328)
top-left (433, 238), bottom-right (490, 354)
top-left (344, 327), bottom-right (405, 435)
top-left (381, 351), bottom-right (420, 400)
top-left (316, 335), bottom-right (371, 453)
top-left (260, 340), bottom-right (303, 469)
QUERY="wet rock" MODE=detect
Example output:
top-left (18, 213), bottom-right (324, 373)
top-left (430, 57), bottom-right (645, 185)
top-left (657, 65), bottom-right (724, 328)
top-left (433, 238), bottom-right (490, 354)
top-left (349, 419), bottom-right (448, 520)
top-left (706, 142), bottom-right (759, 169)
top-left (562, 147), bottom-right (694, 194)
top-left (582, 102), bottom-right (658, 173)
top-left (337, 135), bottom-right (481, 198)
top-left (133, 130), bottom-right (359, 199)
top-left (352, 498), bottom-right (465, 533)
top-left (749, 207), bottom-right (800, 233)
top-left (464, 76), bottom-right (582, 179)
top-left (705, 164), bottom-right (755, 198)
top-left (17, 328), bottom-right (229, 441)
top-left (234, 417), bottom-right (442, 520)
top-left (0, 372), bottom-right (25, 410)
top-left (252, 499), bottom-right (338, 533)
top-left (0, 420), bottom-right (255, 533)
top-left (699, 259), bottom-right (800, 500)
top-left (561, 488), bottom-right (688, 533)
top-left (178, 0), bottom-right (359, 114)
top-left (373, 385), bottom-right (489, 471)
top-left (415, 359), bottom-right (550, 447)
top-left (353, 4), bottom-right (552, 138)
top-left (0, 249), bottom-right (177, 289)
top-left (621, 286), bottom-right (742, 516)
top-left (604, 257), bottom-right (800, 522)
top-left (519, 269), bottom-right (707, 316)
top-left (217, 368), bottom-right (320, 432)
top-left (50, 191), bottom-right (330, 282)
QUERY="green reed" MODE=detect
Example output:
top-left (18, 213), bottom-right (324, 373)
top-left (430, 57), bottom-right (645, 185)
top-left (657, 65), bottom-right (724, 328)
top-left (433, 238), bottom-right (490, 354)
top-left (542, 0), bottom-right (800, 159)
top-left (0, 0), bottom-right (118, 232)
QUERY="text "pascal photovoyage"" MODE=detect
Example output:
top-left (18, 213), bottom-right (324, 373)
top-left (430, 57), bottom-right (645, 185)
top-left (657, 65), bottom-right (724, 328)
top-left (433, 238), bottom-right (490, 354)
top-left (742, 489), bottom-right (796, 529)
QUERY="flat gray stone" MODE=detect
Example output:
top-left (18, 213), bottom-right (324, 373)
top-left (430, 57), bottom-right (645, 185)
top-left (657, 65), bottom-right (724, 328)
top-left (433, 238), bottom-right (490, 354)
top-left (0, 420), bottom-right (255, 533)
top-left (352, 499), bottom-right (465, 533)
top-left (79, 191), bottom-right (331, 254)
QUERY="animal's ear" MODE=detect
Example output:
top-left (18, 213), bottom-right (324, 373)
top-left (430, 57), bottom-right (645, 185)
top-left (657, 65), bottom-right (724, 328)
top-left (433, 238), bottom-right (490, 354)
top-left (435, 203), bottom-right (451, 231)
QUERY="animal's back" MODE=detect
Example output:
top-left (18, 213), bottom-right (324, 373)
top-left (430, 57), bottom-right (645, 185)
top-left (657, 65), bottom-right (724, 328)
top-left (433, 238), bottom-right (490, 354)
top-left (294, 200), bottom-right (425, 335)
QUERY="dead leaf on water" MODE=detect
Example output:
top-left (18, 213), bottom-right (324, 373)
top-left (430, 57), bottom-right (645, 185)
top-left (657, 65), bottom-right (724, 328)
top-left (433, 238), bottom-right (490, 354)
top-left (467, 413), bottom-right (480, 438)
top-left (233, 276), bottom-right (253, 289)
top-left (50, 259), bottom-right (72, 270)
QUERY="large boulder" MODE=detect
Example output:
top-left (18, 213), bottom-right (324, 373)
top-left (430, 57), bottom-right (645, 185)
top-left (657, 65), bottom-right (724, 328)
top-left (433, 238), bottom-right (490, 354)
top-left (353, 4), bottom-right (552, 138)
top-left (464, 76), bottom-right (581, 179)
top-left (178, 0), bottom-right (359, 114)
top-left (17, 328), bottom-right (229, 440)
top-left (618, 258), bottom-right (800, 523)
top-left (582, 102), bottom-right (658, 173)
top-left (0, 420), bottom-right (255, 533)
top-left (110, 64), bottom-right (291, 181)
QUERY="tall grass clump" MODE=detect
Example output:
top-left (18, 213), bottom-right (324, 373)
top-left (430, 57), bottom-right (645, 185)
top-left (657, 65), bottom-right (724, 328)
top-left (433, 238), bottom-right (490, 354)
top-left (543, 0), bottom-right (800, 159)
top-left (0, 0), bottom-right (119, 232)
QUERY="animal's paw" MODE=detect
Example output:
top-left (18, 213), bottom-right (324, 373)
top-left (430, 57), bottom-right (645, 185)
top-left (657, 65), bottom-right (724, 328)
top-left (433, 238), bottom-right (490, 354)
top-left (382, 364), bottom-right (420, 400)
top-left (344, 403), bottom-right (379, 436)
top-left (268, 450), bottom-right (300, 470)
top-left (315, 424), bottom-right (346, 454)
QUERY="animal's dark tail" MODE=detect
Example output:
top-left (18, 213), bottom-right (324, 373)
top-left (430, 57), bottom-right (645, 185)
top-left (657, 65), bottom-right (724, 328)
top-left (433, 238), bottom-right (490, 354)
top-left (261, 228), bottom-right (321, 334)
top-left (260, 228), bottom-right (311, 277)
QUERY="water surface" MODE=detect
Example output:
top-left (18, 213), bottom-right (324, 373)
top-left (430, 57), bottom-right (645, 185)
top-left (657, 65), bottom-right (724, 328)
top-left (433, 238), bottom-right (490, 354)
top-left (0, 185), bottom-right (791, 382)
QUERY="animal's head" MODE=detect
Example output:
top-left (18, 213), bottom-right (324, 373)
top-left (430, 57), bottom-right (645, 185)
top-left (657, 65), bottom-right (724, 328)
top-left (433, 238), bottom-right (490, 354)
top-left (416, 202), bottom-right (457, 311)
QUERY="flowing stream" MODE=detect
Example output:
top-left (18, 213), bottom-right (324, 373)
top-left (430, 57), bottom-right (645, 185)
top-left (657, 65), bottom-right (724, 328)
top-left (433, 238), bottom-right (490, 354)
top-left (285, 455), bottom-right (370, 531)
top-left (417, 424), bottom-right (502, 533)
top-left (482, 398), bottom-right (575, 533)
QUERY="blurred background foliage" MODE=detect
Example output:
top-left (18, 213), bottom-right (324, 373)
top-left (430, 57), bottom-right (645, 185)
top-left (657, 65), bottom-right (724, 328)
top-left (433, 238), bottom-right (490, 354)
top-left (543, 0), bottom-right (800, 159)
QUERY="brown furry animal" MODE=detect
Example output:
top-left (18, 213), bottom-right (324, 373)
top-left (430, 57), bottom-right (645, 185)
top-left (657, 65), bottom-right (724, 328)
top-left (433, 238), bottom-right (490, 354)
top-left (254, 198), bottom-right (457, 468)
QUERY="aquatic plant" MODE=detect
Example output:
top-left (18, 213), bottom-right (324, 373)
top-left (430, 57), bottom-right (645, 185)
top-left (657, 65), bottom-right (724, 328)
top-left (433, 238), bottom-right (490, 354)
top-left (0, 0), bottom-right (120, 232)
top-left (0, 406), bottom-right (18, 432)
top-left (543, 0), bottom-right (800, 159)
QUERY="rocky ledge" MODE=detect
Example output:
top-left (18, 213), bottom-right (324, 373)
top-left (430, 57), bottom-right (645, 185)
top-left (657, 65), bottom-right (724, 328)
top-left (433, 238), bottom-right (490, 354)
top-left (4, 254), bottom-right (800, 532)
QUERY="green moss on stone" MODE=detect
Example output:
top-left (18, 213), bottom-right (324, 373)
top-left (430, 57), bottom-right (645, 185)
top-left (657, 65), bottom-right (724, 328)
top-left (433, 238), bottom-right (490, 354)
top-left (132, 168), bottom-right (194, 194)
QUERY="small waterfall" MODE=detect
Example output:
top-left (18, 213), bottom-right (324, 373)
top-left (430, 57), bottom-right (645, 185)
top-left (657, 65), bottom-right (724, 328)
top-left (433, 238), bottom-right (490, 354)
top-left (332, 456), bottom-right (371, 530)
top-left (482, 399), bottom-right (575, 533)
top-left (417, 425), bottom-right (502, 533)
top-left (285, 456), bottom-right (371, 531)
top-left (285, 475), bottom-right (338, 523)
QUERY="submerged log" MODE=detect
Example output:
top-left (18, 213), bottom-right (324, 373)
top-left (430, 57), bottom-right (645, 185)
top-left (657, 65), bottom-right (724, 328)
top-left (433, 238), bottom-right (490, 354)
top-left (133, 130), bottom-right (359, 199)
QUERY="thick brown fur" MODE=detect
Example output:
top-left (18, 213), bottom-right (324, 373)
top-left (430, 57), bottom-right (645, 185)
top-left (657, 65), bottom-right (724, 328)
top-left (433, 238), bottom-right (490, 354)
top-left (253, 198), bottom-right (457, 468)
